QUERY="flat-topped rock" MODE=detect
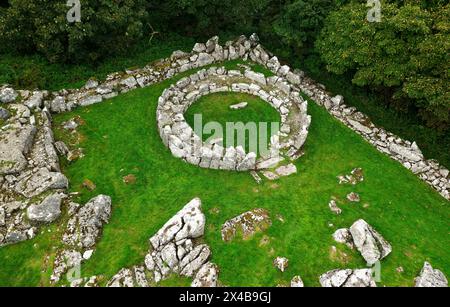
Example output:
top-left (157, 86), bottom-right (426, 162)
top-left (0, 124), bottom-right (36, 175)
top-left (27, 193), bottom-right (64, 223)
top-left (221, 208), bottom-right (271, 242)
top-left (229, 102), bottom-right (248, 110)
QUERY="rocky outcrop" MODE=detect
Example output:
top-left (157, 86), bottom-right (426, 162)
top-left (320, 269), bottom-right (377, 287)
top-left (62, 195), bottom-right (112, 249)
top-left (415, 262), bottom-right (448, 287)
top-left (51, 195), bottom-right (112, 283)
top-left (107, 198), bottom-right (219, 287)
top-left (192, 262), bottom-right (219, 287)
top-left (221, 208), bottom-right (271, 242)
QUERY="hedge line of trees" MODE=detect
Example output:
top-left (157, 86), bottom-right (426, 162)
top-left (0, 0), bottom-right (448, 129)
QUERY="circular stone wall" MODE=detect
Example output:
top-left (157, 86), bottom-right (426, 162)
top-left (156, 66), bottom-right (311, 171)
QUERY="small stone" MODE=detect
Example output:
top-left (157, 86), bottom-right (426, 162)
top-left (291, 276), bottom-right (304, 287)
top-left (221, 208), bottom-right (271, 242)
top-left (329, 200), bottom-right (342, 215)
top-left (273, 257), bottom-right (289, 272)
top-left (83, 250), bottom-right (94, 260)
top-left (82, 179), bottom-right (96, 191)
top-left (229, 102), bottom-right (248, 110)
top-left (123, 174), bottom-right (137, 185)
top-left (347, 192), bottom-right (360, 202)
top-left (275, 164), bottom-right (297, 177)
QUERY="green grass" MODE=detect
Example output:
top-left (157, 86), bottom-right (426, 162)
top-left (0, 33), bottom-right (195, 91)
top-left (300, 54), bottom-right (450, 169)
top-left (0, 60), bottom-right (448, 287)
top-left (185, 92), bottom-right (280, 156)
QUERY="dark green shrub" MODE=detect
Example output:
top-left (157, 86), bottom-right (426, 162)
top-left (0, 0), bottom-right (149, 63)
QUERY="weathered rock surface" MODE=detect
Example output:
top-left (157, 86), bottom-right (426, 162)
top-left (332, 228), bottom-right (354, 249)
top-left (14, 168), bottom-right (68, 198)
top-left (328, 200), bottom-right (342, 215)
top-left (191, 262), bottom-right (219, 287)
top-left (107, 198), bottom-right (219, 287)
top-left (273, 257), bottom-right (289, 272)
top-left (51, 195), bottom-right (112, 283)
top-left (0, 87), bottom-right (18, 103)
top-left (320, 269), bottom-right (377, 287)
top-left (150, 198), bottom-right (205, 250)
top-left (349, 219), bottom-right (392, 265)
top-left (27, 193), bottom-right (64, 223)
top-left (63, 195), bottom-right (112, 249)
top-left (221, 208), bottom-right (271, 242)
top-left (291, 276), bottom-right (304, 287)
top-left (0, 124), bottom-right (36, 175)
top-left (346, 192), bottom-right (360, 202)
top-left (415, 262), bottom-right (448, 287)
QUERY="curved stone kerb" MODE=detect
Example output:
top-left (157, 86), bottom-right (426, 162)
top-left (156, 67), bottom-right (311, 171)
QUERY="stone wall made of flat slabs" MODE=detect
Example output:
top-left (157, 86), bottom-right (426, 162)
top-left (156, 67), bottom-right (311, 171)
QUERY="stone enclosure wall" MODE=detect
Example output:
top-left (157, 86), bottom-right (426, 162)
top-left (156, 66), bottom-right (311, 171)
top-left (0, 33), bottom-right (448, 251)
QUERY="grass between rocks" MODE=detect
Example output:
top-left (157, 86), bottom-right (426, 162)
top-left (0, 60), bottom-right (448, 287)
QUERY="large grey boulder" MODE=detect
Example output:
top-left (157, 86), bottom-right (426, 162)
top-left (415, 262), bottom-right (448, 287)
top-left (0, 87), bottom-right (18, 103)
top-left (27, 193), bottom-right (64, 223)
top-left (14, 168), bottom-right (68, 198)
top-left (320, 269), bottom-right (377, 287)
top-left (349, 219), bottom-right (392, 265)
top-left (149, 198), bottom-right (205, 250)
top-left (63, 195), bottom-right (112, 249)
top-left (0, 124), bottom-right (37, 175)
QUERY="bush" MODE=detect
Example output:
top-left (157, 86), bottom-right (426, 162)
top-left (0, 0), bottom-right (149, 63)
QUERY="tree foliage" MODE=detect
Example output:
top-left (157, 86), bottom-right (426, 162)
top-left (316, 2), bottom-right (450, 127)
top-left (0, 0), bottom-right (149, 63)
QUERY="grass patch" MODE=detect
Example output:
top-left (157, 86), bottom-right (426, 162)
top-left (185, 92), bottom-right (280, 157)
top-left (0, 61), bottom-right (448, 287)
